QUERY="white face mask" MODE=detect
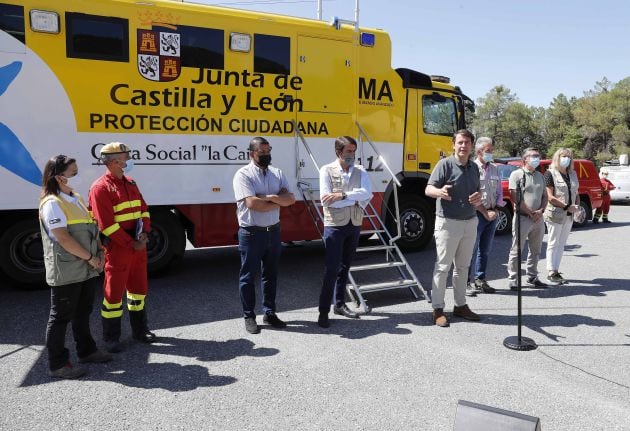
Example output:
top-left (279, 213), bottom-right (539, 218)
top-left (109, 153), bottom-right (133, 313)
top-left (63, 174), bottom-right (82, 190)
top-left (560, 156), bottom-right (571, 168)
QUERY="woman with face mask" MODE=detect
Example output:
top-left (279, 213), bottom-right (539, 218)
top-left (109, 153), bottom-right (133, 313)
top-left (542, 148), bottom-right (580, 285)
top-left (39, 155), bottom-right (111, 379)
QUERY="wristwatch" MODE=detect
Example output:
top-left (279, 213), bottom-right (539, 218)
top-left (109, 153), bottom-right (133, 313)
top-left (563, 204), bottom-right (569, 210)
top-left (341, 192), bottom-right (347, 200)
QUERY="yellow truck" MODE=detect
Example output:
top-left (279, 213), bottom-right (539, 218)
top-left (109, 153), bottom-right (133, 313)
top-left (0, 0), bottom-right (472, 286)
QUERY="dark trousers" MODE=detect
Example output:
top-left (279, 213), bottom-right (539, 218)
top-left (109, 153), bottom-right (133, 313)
top-left (45, 279), bottom-right (98, 371)
top-left (319, 223), bottom-right (361, 313)
top-left (238, 227), bottom-right (282, 319)
top-left (469, 212), bottom-right (498, 281)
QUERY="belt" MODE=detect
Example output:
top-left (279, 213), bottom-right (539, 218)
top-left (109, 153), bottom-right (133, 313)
top-left (241, 223), bottom-right (280, 232)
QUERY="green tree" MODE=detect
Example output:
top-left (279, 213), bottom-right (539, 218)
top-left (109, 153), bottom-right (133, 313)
top-left (470, 85), bottom-right (517, 149)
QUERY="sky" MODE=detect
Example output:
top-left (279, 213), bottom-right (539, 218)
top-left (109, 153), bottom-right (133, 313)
top-left (192, 0), bottom-right (630, 108)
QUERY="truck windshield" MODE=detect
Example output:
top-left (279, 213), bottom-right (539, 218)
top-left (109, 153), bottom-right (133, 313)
top-left (422, 95), bottom-right (457, 136)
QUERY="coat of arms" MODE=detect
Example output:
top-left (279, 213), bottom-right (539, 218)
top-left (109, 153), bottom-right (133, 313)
top-left (137, 29), bottom-right (181, 82)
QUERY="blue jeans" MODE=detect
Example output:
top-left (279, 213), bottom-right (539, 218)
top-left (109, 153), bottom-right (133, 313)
top-left (469, 212), bottom-right (498, 281)
top-left (238, 226), bottom-right (281, 319)
top-left (319, 223), bottom-right (361, 313)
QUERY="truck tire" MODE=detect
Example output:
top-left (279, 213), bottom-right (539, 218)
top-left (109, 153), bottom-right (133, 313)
top-left (388, 194), bottom-right (433, 251)
top-left (0, 218), bottom-right (46, 289)
top-left (495, 205), bottom-right (512, 235)
top-left (146, 209), bottom-right (186, 274)
top-left (573, 198), bottom-right (591, 228)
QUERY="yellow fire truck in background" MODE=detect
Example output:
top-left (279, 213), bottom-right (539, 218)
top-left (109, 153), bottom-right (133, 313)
top-left (0, 0), bottom-right (472, 287)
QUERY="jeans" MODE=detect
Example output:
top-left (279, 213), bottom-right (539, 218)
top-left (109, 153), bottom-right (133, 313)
top-left (238, 227), bottom-right (282, 319)
top-left (469, 212), bottom-right (499, 281)
top-left (319, 223), bottom-right (361, 313)
top-left (46, 279), bottom-right (98, 371)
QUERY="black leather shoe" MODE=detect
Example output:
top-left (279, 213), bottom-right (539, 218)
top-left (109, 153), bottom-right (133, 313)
top-left (104, 340), bottom-right (124, 353)
top-left (263, 312), bottom-right (287, 328)
top-left (333, 303), bottom-right (360, 319)
top-left (133, 330), bottom-right (157, 343)
top-left (317, 313), bottom-right (330, 328)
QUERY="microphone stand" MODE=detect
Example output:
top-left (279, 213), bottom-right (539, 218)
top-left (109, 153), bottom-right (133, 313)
top-left (504, 173), bottom-right (537, 351)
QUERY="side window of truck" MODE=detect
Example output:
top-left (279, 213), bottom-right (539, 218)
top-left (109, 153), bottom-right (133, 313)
top-left (66, 12), bottom-right (129, 62)
top-left (422, 95), bottom-right (457, 136)
top-left (0, 3), bottom-right (24, 44)
top-left (254, 33), bottom-right (290, 74)
top-left (171, 25), bottom-right (224, 70)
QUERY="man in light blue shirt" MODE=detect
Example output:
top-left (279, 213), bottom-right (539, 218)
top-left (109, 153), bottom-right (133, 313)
top-left (233, 137), bottom-right (295, 334)
top-left (317, 136), bottom-right (372, 328)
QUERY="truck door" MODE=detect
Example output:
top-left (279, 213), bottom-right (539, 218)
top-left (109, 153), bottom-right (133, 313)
top-left (296, 36), bottom-right (353, 180)
top-left (417, 91), bottom-right (459, 173)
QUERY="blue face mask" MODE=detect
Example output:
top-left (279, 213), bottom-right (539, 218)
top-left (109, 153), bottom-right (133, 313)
top-left (122, 159), bottom-right (134, 174)
top-left (529, 157), bottom-right (540, 169)
top-left (482, 152), bottom-right (493, 163)
top-left (560, 156), bottom-right (571, 168)
top-left (343, 156), bottom-right (355, 166)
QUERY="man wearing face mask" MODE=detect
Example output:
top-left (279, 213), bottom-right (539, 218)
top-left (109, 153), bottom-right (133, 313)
top-left (506, 147), bottom-right (548, 290)
top-left (88, 142), bottom-right (156, 353)
top-left (466, 137), bottom-right (505, 296)
top-left (316, 136), bottom-right (372, 328)
top-left (233, 137), bottom-right (295, 334)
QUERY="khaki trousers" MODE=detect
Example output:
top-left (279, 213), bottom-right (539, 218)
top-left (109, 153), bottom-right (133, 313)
top-left (432, 216), bottom-right (478, 310)
top-left (507, 215), bottom-right (545, 280)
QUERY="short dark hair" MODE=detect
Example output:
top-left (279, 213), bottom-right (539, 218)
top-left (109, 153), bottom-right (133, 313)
top-left (248, 136), bottom-right (270, 152)
top-left (521, 147), bottom-right (540, 160)
top-left (452, 129), bottom-right (475, 143)
top-left (334, 136), bottom-right (357, 155)
top-left (40, 154), bottom-right (76, 198)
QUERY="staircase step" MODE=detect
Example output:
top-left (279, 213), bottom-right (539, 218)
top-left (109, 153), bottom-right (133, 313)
top-left (356, 245), bottom-right (396, 252)
top-left (351, 279), bottom-right (418, 292)
top-left (350, 262), bottom-right (405, 271)
top-left (359, 229), bottom-right (385, 235)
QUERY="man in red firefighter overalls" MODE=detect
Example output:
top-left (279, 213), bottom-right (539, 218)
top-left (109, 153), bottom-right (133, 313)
top-left (89, 142), bottom-right (156, 353)
top-left (593, 168), bottom-right (616, 224)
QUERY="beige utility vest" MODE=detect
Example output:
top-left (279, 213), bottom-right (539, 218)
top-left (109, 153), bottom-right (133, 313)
top-left (322, 166), bottom-right (364, 227)
top-left (544, 168), bottom-right (579, 224)
top-left (39, 193), bottom-right (100, 286)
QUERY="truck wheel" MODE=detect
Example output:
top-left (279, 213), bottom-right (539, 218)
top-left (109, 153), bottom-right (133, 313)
top-left (388, 194), bottom-right (433, 251)
top-left (573, 198), bottom-right (591, 228)
top-left (146, 209), bottom-right (186, 274)
top-left (495, 205), bottom-right (512, 235)
top-left (0, 218), bottom-right (45, 288)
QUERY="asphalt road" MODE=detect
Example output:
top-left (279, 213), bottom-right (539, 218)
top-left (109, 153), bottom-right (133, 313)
top-left (1, 205), bottom-right (629, 430)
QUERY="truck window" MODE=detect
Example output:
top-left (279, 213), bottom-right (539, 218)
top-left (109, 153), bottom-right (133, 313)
top-left (66, 12), bottom-right (129, 62)
top-left (0, 3), bottom-right (24, 44)
top-left (154, 24), bottom-right (224, 70)
top-left (422, 95), bottom-right (457, 136)
top-left (254, 34), bottom-right (290, 74)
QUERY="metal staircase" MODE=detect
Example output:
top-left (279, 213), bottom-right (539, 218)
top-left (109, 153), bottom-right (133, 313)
top-left (294, 123), bottom-right (428, 313)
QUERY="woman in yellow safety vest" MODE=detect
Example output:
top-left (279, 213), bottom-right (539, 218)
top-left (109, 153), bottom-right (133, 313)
top-left (39, 155), bottom-right (111, 379)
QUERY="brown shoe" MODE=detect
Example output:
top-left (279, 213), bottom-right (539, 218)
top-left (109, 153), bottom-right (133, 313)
top-left (433, 308), bottom-right (449, 327)
top-left (453, 304), bottom-right (480, 321)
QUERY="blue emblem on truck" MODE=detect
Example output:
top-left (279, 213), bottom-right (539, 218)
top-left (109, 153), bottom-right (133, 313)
top-left (0, 61), bottom-right (42, 186)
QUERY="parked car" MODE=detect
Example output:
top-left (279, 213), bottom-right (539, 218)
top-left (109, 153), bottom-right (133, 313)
top-left (493, 158), bottom-right (602, 235)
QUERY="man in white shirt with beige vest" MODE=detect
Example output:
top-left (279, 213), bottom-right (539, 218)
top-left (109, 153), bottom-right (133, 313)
top-left (317, 136), bottom-right (373, 328)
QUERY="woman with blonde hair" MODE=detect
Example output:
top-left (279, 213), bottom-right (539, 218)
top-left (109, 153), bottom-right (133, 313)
top-left (39, 155), bottom-right (111, 379)
top-left (543, 148), bottom-right (580, 285)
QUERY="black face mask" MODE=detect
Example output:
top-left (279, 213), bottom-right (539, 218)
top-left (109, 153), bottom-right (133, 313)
top-left (257, 154), bottom-right (271, 168)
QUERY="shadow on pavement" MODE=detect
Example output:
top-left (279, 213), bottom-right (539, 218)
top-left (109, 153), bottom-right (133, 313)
top-left (19, 336), bottom-right (279, 390)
